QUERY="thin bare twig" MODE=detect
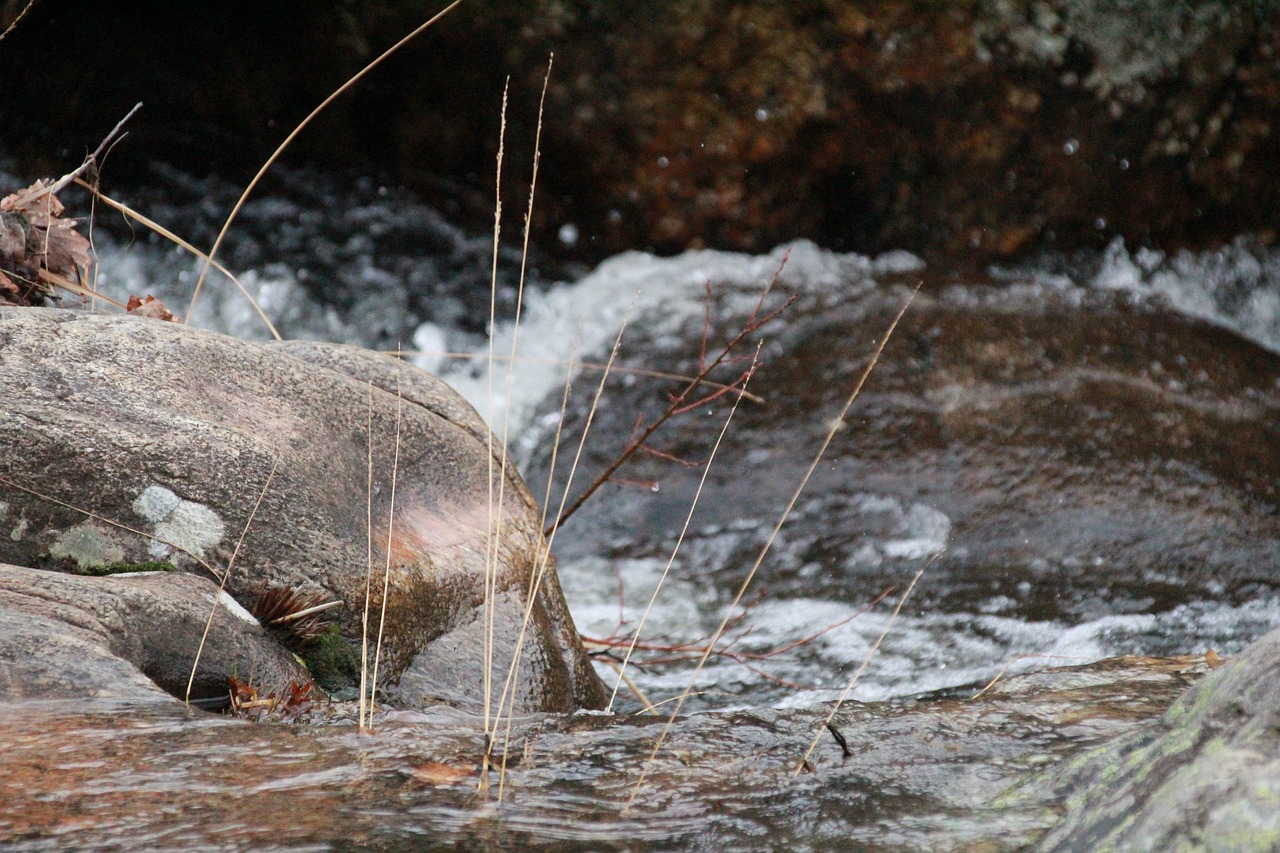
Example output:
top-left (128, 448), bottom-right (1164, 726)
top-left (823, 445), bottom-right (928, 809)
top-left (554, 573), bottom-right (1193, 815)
top-left (389, 351), bottom-right (767, 405)
top-left (547, 255), bottom-right (795, 538)
top-left (44, 103), bottom-right (142, 198)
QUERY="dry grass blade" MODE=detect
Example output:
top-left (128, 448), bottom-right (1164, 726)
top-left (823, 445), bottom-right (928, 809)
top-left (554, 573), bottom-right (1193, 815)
top-left (534, 341), bottom-right (579, 551)
top-left (969, 653), bottom-right (1082, 699)
top-left (37, 268), bottom-right (126, 308)
top-left (624, 282), bottom-right (922, 812)
top-left (600, 658), bottom-right (658, 715)
top-left (488, 58), bottom-right (553, 797)
top-left (368, 365), bottom-right (404, 719)
top-left (186, 0), bottom-right (465, 323)
top-left (360, 381), bottom-right (375, 730)
top-left (606, 341), bottom-right (761, 712)
top-left (185, 454), bottom-right (283, 705)
top-left (482, 77), bottom-right (511, 743)
top-left (0, 0), bottom-right (36, 43)
top-left (486, 300), bottom-right (635, 791)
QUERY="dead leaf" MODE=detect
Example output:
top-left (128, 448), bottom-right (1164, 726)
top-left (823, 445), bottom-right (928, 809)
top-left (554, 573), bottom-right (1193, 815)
top-left (409, 762), bottom-right (474, 786)
top-left (0, 179), bottom-right (59, 216)
top-left (0, 179), bottom-right (94, 306)
top-left (126, 294), bottom-right (178, 322)
top-left (1205, 649), bottom-right (1225, 668)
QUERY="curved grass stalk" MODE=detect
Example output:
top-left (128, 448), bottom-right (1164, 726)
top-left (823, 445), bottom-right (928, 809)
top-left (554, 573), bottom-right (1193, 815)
top-left (624, 282), bottom-right (921, 813)
top-left (74, 180), bottom-right (281, 340)
top-left (185, 0), bottom-right (465, 323)
top-left (0, 0), bottom-right (36, 43)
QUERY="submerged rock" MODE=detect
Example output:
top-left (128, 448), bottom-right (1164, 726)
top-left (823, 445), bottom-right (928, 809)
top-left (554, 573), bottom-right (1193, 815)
top-left (0, 307), bottom-right (605, 712)
top-left (544, 276), bottom-right (1280, 639)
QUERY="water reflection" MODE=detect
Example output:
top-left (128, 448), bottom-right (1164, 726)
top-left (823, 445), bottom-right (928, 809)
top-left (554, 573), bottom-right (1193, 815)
top-left (0, 654), bottom-right (1205, 851)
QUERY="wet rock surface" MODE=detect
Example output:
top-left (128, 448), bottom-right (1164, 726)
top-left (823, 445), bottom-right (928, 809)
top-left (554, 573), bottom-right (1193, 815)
top-left (0, 308), bottom-right (604, 712)
top-left (1, 1), bottom-right (1276, 263)
top-left (539, 270), bottom-right (1280, 635)
top-left (0, 653), bottom-right (1211, 851)
top-left (0, 563), bottom-right (308, 705)
top-left (1029, 626), bottom-right (1280, 851)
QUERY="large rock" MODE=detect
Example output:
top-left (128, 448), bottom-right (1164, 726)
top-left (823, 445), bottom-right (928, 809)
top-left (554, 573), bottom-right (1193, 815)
top-left (0, 307), bottom-right (605, 712)
top-left (1029, 626), bottom-right (1280, 850)
top-left (1, 1), bottom-right (1275, 262)
top-left (0, 563), bottom-right (309, 705)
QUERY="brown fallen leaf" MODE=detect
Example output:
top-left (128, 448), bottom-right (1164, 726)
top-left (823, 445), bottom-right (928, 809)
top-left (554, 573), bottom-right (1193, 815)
top-left (0, 270), bottom-right (21, 305)
top-left (409, 761), bottom-right (474, 787)
top-left (0, 179), bottom-right (93, 306)
top-left (1205, 649), bottom-right (1226, 668)
top-left (126, 294), bottom-right (178, 322)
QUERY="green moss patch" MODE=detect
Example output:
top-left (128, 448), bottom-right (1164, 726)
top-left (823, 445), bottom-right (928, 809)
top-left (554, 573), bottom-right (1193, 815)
top-left (300, 625), bottom-right (360, 693)
top-left (73, 559), bottom-right (177, 576)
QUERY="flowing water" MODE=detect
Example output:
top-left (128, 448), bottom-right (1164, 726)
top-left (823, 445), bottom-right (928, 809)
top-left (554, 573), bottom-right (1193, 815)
top-left (2, 160), bottom-right (1278, 849)
top-left (63, 164), bottom-right (1280, 710)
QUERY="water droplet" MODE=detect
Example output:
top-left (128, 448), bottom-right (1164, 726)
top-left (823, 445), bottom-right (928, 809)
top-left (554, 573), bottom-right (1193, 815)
top-left (755, 108), bottom-right (769, 122)
top-left (657, 156), bottom-right (670, 169)
top-left (650, 482), bottom-right (661, 493)
top-left (1094, 217), bottom-right (1107, 230)
top-left (1119, 158), bottom-right (1130, 170)
top-left (558, 223), bottom-right (580, 248)
top-left (1063, 138), bottom-right (1079, 155)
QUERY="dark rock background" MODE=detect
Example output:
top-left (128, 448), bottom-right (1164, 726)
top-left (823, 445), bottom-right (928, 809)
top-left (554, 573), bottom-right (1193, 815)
top-left (0, 0), bottom-right (1276, 266)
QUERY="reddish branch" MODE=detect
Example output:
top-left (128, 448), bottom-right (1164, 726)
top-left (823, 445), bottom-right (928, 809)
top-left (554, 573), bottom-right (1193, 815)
top-left (545, 252), bottom-right (796, 537)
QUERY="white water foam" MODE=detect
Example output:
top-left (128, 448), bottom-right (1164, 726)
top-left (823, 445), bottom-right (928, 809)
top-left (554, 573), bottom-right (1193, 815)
top-left (1090, 236), bottom-right (1280, 354)
top-left (26, 164), bottom-right (1277, 710)
top-left (425, 239), bottom-right (921, 457)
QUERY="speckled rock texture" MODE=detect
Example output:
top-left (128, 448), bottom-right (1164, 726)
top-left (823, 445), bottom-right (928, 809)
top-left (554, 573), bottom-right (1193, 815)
top-left (1, 1), bottom-right (1274, 263)
top-left (0, 308), bottom-right (606, 712)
